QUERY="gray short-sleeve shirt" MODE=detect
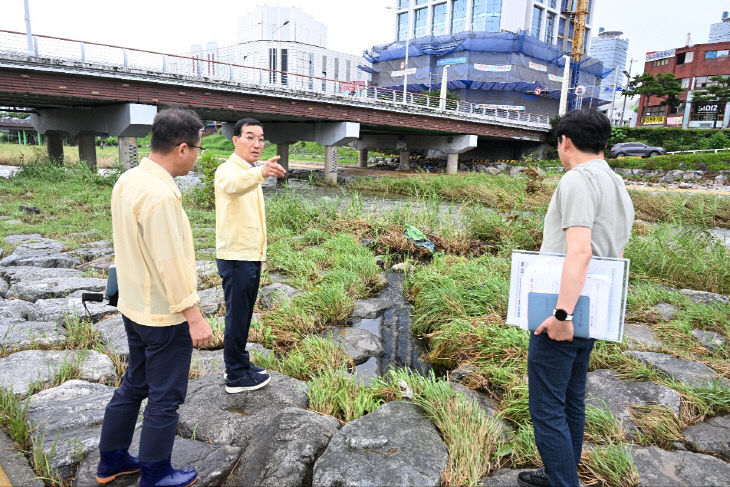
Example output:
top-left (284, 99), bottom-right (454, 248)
top-left (540, 159), bottom-right (634, 258)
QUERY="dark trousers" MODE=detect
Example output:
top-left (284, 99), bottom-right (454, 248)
top-left (98, 316), bottom-right (192, 462)
top-left (528, 332), bottom-right (595, 487)
top-left (216, 259), bottom-right (261, 379)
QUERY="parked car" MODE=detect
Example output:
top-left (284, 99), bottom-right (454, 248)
top-left (609, 142), bottom-right (666, 158)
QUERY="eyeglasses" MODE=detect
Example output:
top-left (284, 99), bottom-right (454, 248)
top-left (178, 142), bottom-right (206, 153)
top-left (244, 136), bottom-right (266, 145)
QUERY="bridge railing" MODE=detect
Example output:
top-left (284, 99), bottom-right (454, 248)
top-left (0, 30), bottom-right (551, 130)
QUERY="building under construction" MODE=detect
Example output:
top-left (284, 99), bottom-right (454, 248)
top-left (362, 0), bottom-right (608, 116)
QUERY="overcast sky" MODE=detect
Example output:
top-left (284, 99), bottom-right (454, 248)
top-left (2, 0), bottom-right (728, 77)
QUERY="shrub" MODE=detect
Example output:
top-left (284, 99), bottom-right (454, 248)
top-left (191, 151), bottom-right (224, 209)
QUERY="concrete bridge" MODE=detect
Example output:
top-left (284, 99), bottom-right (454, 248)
top-left (0, 30), bottom-right (551, 180)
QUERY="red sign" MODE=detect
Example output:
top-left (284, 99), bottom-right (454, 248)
top-left (533, 87), bottom-right (542, 96)
top-left (339, 80), bottom-right (365, 92)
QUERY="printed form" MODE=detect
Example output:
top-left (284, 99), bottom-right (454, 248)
top-left (506, 251), bottom-right (630, 342)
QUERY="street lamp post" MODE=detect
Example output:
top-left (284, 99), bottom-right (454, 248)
top-left (620, 58), bottom-right (636, 126)
top-left (24, 0), bottom-right (33, 55)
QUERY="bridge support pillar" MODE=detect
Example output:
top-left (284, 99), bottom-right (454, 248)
top-left (398, 151), bottom-right (410, 171)
top-left (119, 137), bottom-right (139, 170)
top-left (276, 143), bottom-right (289, 186)
top-left (446, 153), bottom-right (459, 175)
top-left (358, 149), bottom-right (368, 168)
top-left (324, 146), bottom-right (337, 184)
top-left (78, 134), bottom-right (97, 171)
top-left (46, 132), bottom-right (64, 165)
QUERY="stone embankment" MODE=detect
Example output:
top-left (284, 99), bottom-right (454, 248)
top-left (0, 233), bottom-right (728, 486)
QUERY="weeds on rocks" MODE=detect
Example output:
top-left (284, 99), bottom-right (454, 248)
top-left (0, 387), bottom-right (30, 449)
top-left (629, 404), bottom-right (683, 448)
top-left (584, 406), bottom-right (627, 445)
top-left (307, 369), bottom-right (384, 422)
top-left (251, 336), bottom-right (352, 381)
top-left (579, 442), bottom-right (639, 487)
top-left (29, 428), bottom-right (65, 486)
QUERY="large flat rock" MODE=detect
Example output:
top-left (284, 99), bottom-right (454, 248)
top-left (228, 407), bottom-right (340, 487)
top-left (631, 446), bottom-right (730, 486)
top-left (481, 469), bottom-right (521, 486)
top-left (177, 372), bottom-right (309, 447)
top-left (0, 235), bottom-right (79, 268)
top-left (69, 241), bottom-right (114, 263)
top-left (0, 350), bottom-right (117, 396)
top-left (329, 327), bottom-right (383, 365)
top-left (679, 289), bottom-right (729, 306)
top-left (623, 324), bottom-right (662, 349)
top-left (95, 314), bottom-right (128, 358)
top-left (683, 414), bottom-right (730, 459)
top-left (312, 401), bottom-right (448, 487)
top-left (0, 298), bottom-right (32, 321)
top-left (191, 345), bottom-right (272, 377)
top-left (624, 351), bottom-right (730, 388)
top-left (197, 287), bottom-right (224, 316)
top-left (586, 369), bottom-right (681, 438)
top-left (0, 320), bottom-right (66, 349)
top-left (26, 380), bottom-right (118, 480)
top-left (0, 265), bottom-right (81, 284)
top-left (7, 277), bottom-right (107, 302)
top-left (74, 431), bottom-right (241, 487)
top-left (28, 292), bottom-right (117, 324)
top-left (0, 427), bottom-right (44, 487)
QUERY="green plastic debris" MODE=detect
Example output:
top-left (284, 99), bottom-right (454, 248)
top-left (404, 225), bottom-right (435, 253)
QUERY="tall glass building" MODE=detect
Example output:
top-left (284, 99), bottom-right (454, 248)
top-left (364, 0), bottom-right (605, 116)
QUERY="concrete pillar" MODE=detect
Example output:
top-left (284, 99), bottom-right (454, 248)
top-left (324, 146), bottom-right (338, 184)
top-left (446, 153), bottom-right (459, 175)
top-left (78, 134), bottom-right (97, 171)
top-left (119, 137), bottom-right (138, 170)
top-left (276, 143), bottom-right (289, 186)
top-left (46, 132), bottom-right (64, 165)
top-left (398, 151), bottom-right (410, 171)
top-left (358, 149), bottom-right (368, 168)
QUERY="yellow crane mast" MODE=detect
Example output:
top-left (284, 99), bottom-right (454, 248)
top-left (569, 0), bottom-right (589, 62)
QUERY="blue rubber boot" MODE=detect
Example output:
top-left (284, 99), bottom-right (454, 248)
top-left (139, 458), bottom-right (198, 487)
top-left (95, 449), bottom-right (141, 484)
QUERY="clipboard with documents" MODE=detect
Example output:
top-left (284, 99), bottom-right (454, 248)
top-left (506, 250), bottom-right (630, 342)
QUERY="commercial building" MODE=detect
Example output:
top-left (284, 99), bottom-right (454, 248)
top-left (185, 6), bottom-right (368, 93)
top-left (638, 41), bottom-right (730, 129)
top-left (590, 28), bottom-right (629, 124)
top-left (365, 0), bottom-right (607, 116)
top-left (709, 11), bottom-right (730, 43)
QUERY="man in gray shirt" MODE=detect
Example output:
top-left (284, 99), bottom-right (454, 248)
top-left (518, 110), bottom-right (634, 487)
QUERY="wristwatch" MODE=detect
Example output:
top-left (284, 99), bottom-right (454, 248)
top-left (553, 308), bottom-right (573, 321)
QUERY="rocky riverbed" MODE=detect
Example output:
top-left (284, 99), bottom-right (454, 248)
top-left (0, 231), bottom-right (728, 486)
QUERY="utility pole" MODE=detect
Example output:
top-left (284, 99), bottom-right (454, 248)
top-left (403, 9), bottom-right (413, 104)
top-left (24, 0), bottom-right (33, 55)
top-left (620, 58), bottom-right (636, 126)
top-left (559, 55), bottom-right (571, 115)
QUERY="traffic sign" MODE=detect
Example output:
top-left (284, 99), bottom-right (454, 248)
top-left (534, 87), bottom-right (542, 96)
top-left (575, 85), bottom-right (586, 96)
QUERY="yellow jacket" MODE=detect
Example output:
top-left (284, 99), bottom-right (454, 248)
top-left (112, 158), bottom-right (200, 326)
top-left (215, 153), bottom-right (268, 261)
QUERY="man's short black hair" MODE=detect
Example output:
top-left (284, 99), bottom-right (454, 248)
top-left (150, 109), bottom-right (203, 153)
top-left (233, 118), bottom-right (263, 137)
top-left (554, 109), bottom-right (611, 154)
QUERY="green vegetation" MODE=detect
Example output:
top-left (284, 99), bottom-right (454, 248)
top-left (0, 157), bottom-right (728, 487)
top-left (609, 126), bottom-right (730, 155)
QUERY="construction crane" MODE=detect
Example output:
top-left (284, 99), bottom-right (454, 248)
top-left (561, 0), bottom-right (590, 109)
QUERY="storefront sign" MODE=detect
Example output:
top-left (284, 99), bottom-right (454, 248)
top-left (696, 104), bottom-right (719, 113)
top-left (339, 81), bottom-right (365, 92)
top-left (391, 67), bottom-right (417, 77)
top-left (666, 116), bottom-right (684, 126)
top-left (643, 116), bottom-right (665, 125)
top-left (646, 49), bottom-right (676, 61)
top-left (474, 63), bottom-right (511, 72)
top-left (528, 61), bottom-right (548, 72)
top-left (548, 74), bottom-right (564, 82)
top-left (437, 57), bottom-right (467, 66)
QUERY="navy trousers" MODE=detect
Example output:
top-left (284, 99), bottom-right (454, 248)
top-left (528, 332), bottom-right (595, 487)
top-left (98, 316), bottom-right (192, 462)
top-left (216, 259), bottom-right (261, 379)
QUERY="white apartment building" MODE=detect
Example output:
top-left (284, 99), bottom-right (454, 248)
top-left (393, 0), bottom-right (595, 53)
top-left (709, 11), bottom-right (730, 43)
top-left (187, 6), bottom-right (369, 93)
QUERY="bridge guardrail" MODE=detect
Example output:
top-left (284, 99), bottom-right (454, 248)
top-left (0, 30), bottom-right (551, 131)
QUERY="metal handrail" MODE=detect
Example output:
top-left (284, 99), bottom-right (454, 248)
top-left (0, 29), bottom-right (551, 130)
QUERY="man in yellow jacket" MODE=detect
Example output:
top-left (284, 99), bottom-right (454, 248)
top-left (97, 109), bottom-right (212, 487)
top-left (215, 118), bottom-right (286, 393)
